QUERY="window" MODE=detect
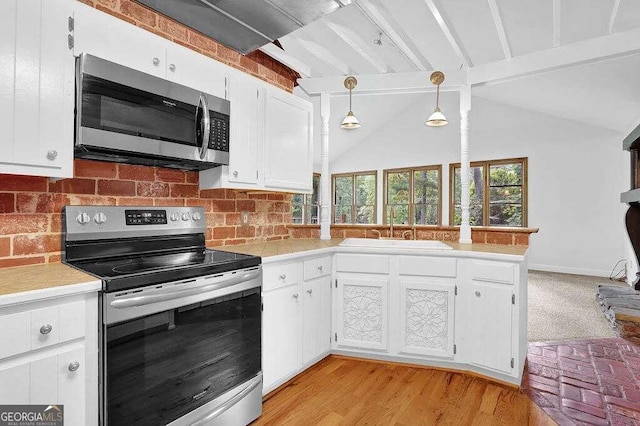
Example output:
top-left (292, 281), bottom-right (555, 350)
top-left (332, 171), bottom-right (377, 224)
top-left (384, 166), bottom-right (442, 225)
top-left (450, 158), bottom-right (527, 227)
top-left (292, 174), bottom-right (320, 224)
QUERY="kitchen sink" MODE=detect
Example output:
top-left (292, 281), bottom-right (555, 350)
top-left (339, 238), bottom-right (453, 250)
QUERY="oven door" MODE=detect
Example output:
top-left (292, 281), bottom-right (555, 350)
top-left (101, 267), bottom-right (262, 426)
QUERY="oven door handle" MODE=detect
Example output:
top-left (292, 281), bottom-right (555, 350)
top-left (109, 269), bottom-right (260, 309)
top-left (192, 374), bottom-right (262, 426)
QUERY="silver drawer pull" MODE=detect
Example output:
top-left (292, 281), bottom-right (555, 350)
top-left (46, 149), bottom-right (58, 160)
top-left (39, 324), bottom-right (53, 335)
top-left (169, 63), bottom-right (176, 72)
top-left (152, 57), bottom-right (160, 66)
top-left (68, 361), bottom-right (80, 372)
top-left (279, 274), bottom-right (286, 280)
top-left (292, 293), bottom-right (299, 299)
top-left (307, 289), bottom-right (313, 295)
top-left (475, 291), bottom-right (481, 297)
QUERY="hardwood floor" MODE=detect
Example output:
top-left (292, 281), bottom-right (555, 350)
top-left (254, 356), bottom-right (556, 425)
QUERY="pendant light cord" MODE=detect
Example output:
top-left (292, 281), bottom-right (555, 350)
top-left (349, 87), bottom-right (352, 111)
top-left (436, 84), bottom-right (440, 109)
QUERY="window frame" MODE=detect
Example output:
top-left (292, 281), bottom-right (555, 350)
top-left (291, 173), bottom-right (321, 225)
top-left (383, 165), bottom-right (442, 226)
top-left (331, 170), bottom-right (378, 224)
top-left (449, 157), bottom-right (528, 227)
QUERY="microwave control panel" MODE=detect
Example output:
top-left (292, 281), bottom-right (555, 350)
top-left (209, 112), bottom-right (229, 152)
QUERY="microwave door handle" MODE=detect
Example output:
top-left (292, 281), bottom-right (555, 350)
top-left (197, 93), bottom-right (211, 160)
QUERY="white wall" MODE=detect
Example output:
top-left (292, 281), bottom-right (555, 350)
top-left (327, 94), bottom-right (629, 277)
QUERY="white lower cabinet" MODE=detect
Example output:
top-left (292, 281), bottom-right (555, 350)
top-left (0, 293), bottom-right (98, 426)
top-left (302, 276), bottom-right (331, 365)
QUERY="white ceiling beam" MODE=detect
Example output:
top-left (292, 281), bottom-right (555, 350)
top-left (421, 0), bottom-right (472, 68)
top-left (259, 44), bottom-right (312, 78)
top-left (291, 37), bottom-right (351, 75)
top-left (297, 69), bottom-right (467, 95)
top-left (487, 0), bottom-right (511, 59)
top-left (356, 0), bottom-right (429, 71)
top-left (324, 21), bottom-right (388, 73)
top-left (469, 27), bottom-right (640, 86)
top-left (552, 0), bottom-right (561, 47)
top-left (609, 0), bottom-right (621, 34)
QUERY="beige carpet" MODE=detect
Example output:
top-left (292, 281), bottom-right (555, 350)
top-left (527, 270), bottom-right (627, 342)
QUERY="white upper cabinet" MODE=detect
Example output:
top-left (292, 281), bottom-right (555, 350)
top-left (0, 0), bottom-right (75, 178)
top-left (264, 88), bottom-right (313, 192)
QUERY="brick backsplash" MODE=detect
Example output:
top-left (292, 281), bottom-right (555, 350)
top-left (0, 160), bottom-right (292, 268)
top-left (77, 0), bottom-right (298, 92)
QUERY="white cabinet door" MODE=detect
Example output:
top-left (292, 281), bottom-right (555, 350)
top-left (398, 279), bottom-right (455, 358)
top-left (336, 274), bottom-right (388, 351)
top-left (58, 348), bottom-right (85, 426)
top-left (302, 276), bottom-right (331, 365)
top-left (264, 89), bottom-right (313, 192)
top-left (0, 0), bottom-right (75, 178)
top-left (73, 2), bottom-right (165, 77)
top-left (227, 74), bottom-right (261, 185)
top-left (165, 44), bottom-right (227, 99)
top-left (468, 281), bottom-right (513, 374)
top-left (262, 284), bottom-right (300, 390)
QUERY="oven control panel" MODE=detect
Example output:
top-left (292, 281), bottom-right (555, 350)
top-left (125, 210), bottom-right (168, 225)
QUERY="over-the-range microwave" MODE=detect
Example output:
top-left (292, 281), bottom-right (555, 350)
top-left (75, 53), bottom-right (230, 171)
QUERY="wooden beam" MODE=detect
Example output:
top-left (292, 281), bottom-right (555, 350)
top-left (356, 0), bottom-right (429, 71)
top-left (609, 0), bottom-right (621, 34)
top-left (552, 0), bottom-right (561, 47)
top-left (421, 0), bottom-right (472, 68)
top-left (259, 44), bottom-right (312, 78)
top-left (325, 21), bottom-right (388, 73)
top-left (297, 69), bottom-right (467, 95)
top-left (487, 0), bottom-right (511, 59)
top-left (469, 27), bottom-right (640, 86)
top-left (291, 37), bottom-right (351, 75)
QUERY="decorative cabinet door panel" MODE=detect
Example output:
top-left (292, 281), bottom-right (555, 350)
top-left (398, 280), bottom-right (455, 358)
top-left (302, 276), bottom-right (331, 364)
top-left (336, 274), bottom-right (388, 351)
top-left (468, 281), bottom-right (513, 374)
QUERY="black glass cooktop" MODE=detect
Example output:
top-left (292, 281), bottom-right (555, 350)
top-left (67, 249), bottom-right (261, 293)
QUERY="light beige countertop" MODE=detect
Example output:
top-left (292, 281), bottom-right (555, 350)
top-left (0, 263), bottom-right (101, 306)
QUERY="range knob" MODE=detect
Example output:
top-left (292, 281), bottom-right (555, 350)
top-left (170, 213), bottom-right (179, 222)
top-left (76, 212), bottom-right (90, 225)
top-left (192, 212), bottom-right (202, 221)
top-left (181, 212), bottom-right (191, 221)
top-left (94, 212), bottom-right (107, 225)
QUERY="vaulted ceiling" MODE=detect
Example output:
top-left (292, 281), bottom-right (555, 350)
top-left (261, 0), bottom-right (640, 140)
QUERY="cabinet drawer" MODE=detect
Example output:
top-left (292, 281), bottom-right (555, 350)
top-left (398, 256), bottom-right (457, 277)
top-left (0, 301), bottom-right (87, 359)
top-left (336, 254), bottom-right (389, 274)
top-left (472, 260), bottom-right (516, 285)
top-left (263, 262), bottom-right (299, 291)
top-left (303, 256), bottom-right (331, 281)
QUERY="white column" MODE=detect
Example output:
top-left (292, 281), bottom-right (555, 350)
top-left (320, 93), bottom-right (331, 240)
top-left (459, 85), bottom-right (472, 244)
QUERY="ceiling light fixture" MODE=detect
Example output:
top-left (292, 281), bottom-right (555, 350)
top-left (341, 76), bottom-right (361, 130)
top-left (425, 71), bottom-right (448, 127)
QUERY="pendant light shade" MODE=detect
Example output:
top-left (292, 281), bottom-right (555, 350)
top-left (425, 71), bottom-right (448, 127)
top-left (341, 76), bottom-right (361, 130)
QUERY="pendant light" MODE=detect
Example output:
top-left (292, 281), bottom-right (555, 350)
top-left (341, 76), bottom-right (361, 129)
top-left (425, 71), bottom-right (448, 127)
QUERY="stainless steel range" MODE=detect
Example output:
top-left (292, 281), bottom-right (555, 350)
top-left (62, 206), bottom-right (262, 426)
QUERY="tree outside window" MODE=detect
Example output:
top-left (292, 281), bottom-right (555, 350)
top-left (384, 166), bottom-right (441, 225)
top-left (450, 158), bottom-right (527, 227)
top-left (332, 171), bottom-right (376, 224)
top-left (292, 174), bottom-right (320, 224)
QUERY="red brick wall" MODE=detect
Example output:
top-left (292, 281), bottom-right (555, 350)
top-left (0, 160), bottom-right (291, 268)
top-left (77, 0), bottom-right (298, 92)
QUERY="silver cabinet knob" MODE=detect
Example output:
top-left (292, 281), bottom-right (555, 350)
top-left (292, 293), bottom-right (299, 299)
top-left (317, 265), bottom-right (323, 271)
top-left (39, 324), bottom-right (53, 335)
top-left (46, 149), bottom-right (57, 160)
top-left (307, 289), bottom-right (313, 295)
top-left (169, 63), bottom-right (176, 72)
top-left (233, 171), bottom-right (239, 177)
top-left (152, 57), bottom-right (160, 66)
top-left (68, 361), bottom-right (80, 372)
top-left (475, 291), bottom-right (481, 297)
top-left (279, 274), bottom-right (286, 280)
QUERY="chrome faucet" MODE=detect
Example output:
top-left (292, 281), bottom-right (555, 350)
top-left (371, 229), bottom-right (382, 239)
top-left (402, 226), bottom-right (417, 240)
top-left (389, 207), bottom-right (395, 239)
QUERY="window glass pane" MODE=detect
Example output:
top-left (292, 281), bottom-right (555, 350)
top-left (453, 166), bottom-right (484, 225)
top-left (334, 176), bottom-right (353, 205)
top-left (453, 204), bottom-right (484, 226)
top-left (387, 172), bottom-right (409, 205)
top-left (310, 175), bottom-right (320, 205)
top-left (413, 169), bottom-right (439, 225)
top-left (334, 206), bottom-right (353, 224)
top-left (489, 162), bottom-right (523, 226)
top-left (291, 194), bottom-right (303, 204)
top-left (292, 203), bottom-right (303, 224)
top-left (489, 204), bottom-right (522, 226)
top-left (414, 204), bottom-right (437, 225)
top-left (355, 205), bottom-right (375, 224)
top-left (490, 163), bottom-right (522, 186)
top-left (306, 205), bottom-right (319, 224)
top-left (355, 174), bottom-right (376, 224)
top-left (386, 205), bottom-right (408, 224)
